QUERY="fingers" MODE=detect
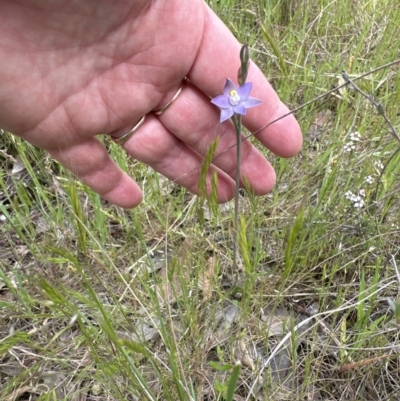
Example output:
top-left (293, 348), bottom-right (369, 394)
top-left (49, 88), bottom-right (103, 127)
top-left (52, 70), bottom-right (276, 208)
top-left (48, 138), bottom-right (143, 209)
top-left (121, 114), bottom-right (237, 202)
top-left (189, 4), bottom-right (302, 158)
top-left (156, 80), bottom-right (276, 195)
top-left (49, 131), bottom-right (236, 207)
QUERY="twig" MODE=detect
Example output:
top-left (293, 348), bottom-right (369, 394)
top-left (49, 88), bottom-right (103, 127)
top-left (341, 353), bottom-right (399, 371)
top-left (341, 71), bottom-right (400, 142)
top-left (391, 254), bottom-right (400, 285)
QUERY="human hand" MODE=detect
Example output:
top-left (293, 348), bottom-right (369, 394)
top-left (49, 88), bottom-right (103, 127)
top-left (0, 0), bottom-right (302, 208)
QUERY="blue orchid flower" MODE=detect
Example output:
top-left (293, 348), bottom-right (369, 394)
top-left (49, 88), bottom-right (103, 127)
top-left (211, 78), bottom-right (262, 123)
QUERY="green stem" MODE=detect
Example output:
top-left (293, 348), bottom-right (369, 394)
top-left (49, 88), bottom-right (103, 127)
top-left (232, 114), bottom-right (242, 276)
top-left (231, 43), bottom-right (249, 278)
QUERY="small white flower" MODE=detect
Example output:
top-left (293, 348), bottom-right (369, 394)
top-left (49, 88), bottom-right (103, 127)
top-left (351, 195), bottom-right (365, 208)
top-left (354, 199), bottom-right (365, 208)
top-left (374, 160), bottom-right (384, 170)
top-left (364, 176), bottom-right (374, 185)
top-left (345, 190), bottom-right (365, 208)
top-left (350, 131), bottom-right (361, 142)
top-left (344, 141), bottom-right (356, 152)
top-left (345, 191), bottom-right (354, 200)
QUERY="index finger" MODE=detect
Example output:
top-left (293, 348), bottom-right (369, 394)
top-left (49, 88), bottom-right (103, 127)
top-left (189, 4), bottom-right (302, 158)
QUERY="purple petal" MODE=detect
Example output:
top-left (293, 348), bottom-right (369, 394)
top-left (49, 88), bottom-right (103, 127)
top-left (236, 82), bottom-right (253, 100)
top-left (233, 104), bottom-right (247, 115)
top-left (211, 95), bottom-right (230, 109)
top-left (241, 97), bottom-right (262, 109)
top-left (220, 107), bottom-right (234, 122)
top-left (223, 78), bottom-right (237, 97)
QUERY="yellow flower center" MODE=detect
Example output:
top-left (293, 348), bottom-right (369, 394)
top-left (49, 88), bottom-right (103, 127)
top-left (229, 89), bottom-right (240, 106)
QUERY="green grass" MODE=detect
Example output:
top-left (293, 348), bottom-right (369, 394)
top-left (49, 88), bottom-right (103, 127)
top-left (2, 0), bottom-right (400, 399)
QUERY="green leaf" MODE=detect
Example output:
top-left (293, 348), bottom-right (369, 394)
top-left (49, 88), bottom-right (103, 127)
top-left (209, 361), bottom-right (233, 371)
top-left (225, 361), bottom-right (241, 401)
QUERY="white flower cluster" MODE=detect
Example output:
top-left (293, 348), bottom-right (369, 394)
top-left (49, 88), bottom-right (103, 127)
top-left (374, 160), bottom-right (384, 170)
top-left (343, 131), bottom-right (361, 153)
top-left (350, 131), bottom-right (361, 142)
top-left (364, 175), bottom-right (374, 185)
top-left (345, 190), bottom-right (365, 208)
top-left (343, 142), bottom-right (356, 152)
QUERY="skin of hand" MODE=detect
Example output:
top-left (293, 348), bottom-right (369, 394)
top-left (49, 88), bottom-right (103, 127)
top-left (0, 0), bottom-right (302, 208)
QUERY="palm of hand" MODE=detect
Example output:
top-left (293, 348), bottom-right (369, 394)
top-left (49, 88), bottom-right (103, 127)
top-left (0, 0), bottom-right (203, 145)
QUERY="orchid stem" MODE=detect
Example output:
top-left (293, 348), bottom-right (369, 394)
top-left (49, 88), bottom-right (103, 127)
top-left (232, 114), bottom-right (242, 277)
top-left (231, 44), bottom-right (249, 279)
